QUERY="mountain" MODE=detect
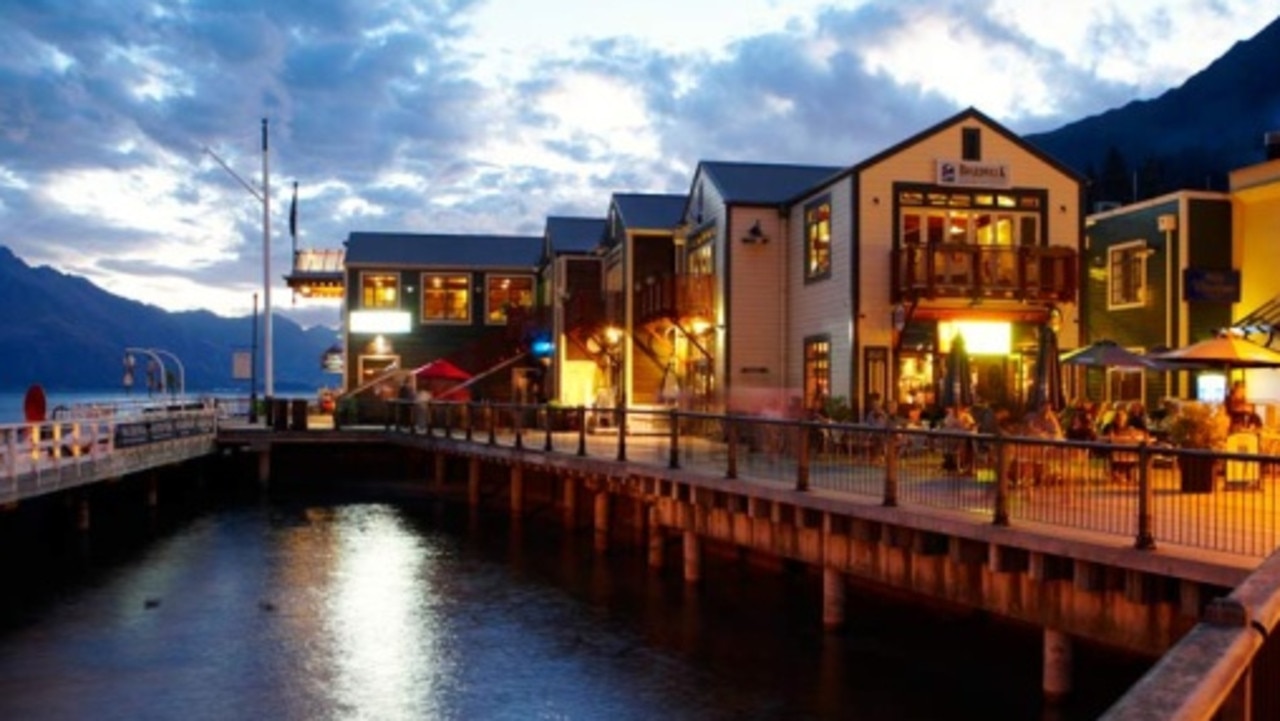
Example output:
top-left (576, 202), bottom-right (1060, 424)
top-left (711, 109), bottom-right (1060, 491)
top-left (0, 246), bottom-right (338, 393)
top-left (1028, 14), bottom-right (1280, 205)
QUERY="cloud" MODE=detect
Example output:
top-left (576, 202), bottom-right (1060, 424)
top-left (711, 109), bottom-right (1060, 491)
top-left (0, 0), bottom-right (1274, 328)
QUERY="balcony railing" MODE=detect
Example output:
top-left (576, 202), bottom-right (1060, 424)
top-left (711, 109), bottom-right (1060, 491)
top-left (636, 273), bottom-right (715, 325)
top-left (891, 245), bottom-right (1077, 303)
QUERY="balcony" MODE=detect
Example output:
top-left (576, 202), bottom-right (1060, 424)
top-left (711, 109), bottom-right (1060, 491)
top-left (891, 245), bottom-right (1077, 304)
top-left (285, 248), bottom-right (345, 298)
top-left (636, 273), bottom-right (716, 326)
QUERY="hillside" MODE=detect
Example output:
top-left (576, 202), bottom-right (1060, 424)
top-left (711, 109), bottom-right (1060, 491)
top-left (0, 246), bottom-right (337, 392)
top-left (1028, 13), bottom-right (1280, 205)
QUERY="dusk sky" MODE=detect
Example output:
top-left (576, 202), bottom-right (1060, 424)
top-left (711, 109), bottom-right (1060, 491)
top-left (2, 1), bottom-right (1276, 329)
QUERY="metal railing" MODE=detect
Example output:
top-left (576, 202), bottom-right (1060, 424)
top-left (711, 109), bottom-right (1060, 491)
top-left (384, 400), bottom-right (1280, 560)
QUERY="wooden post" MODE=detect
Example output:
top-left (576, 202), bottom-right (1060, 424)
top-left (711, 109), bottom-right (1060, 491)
top-left (1135, 442), bottom-right (1155, 550)
top-left (257, 447), bottom-right (270, 489)
top-left (682, 529), bottom-right (700, 583)
top-left (434, 452), bottom-right (446, 492)
top-left (510, 463), bottom-right (524, 517)
top-left (822, 567), bottom-right (845, 630)
top-left (647, 504), bottom-right (664, 569)
top-left (594, 490), bottom-right (610, 553)
top-left (1043, 627), bottom-right (1073, 704)
top-left (468, 457), bottom-right (481, 508)
top-left (562, 476), bottom-right (577, 530)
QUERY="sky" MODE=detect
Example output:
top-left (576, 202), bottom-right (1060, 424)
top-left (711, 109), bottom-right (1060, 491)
top-left (1, 1), bottom-right (1277, 330)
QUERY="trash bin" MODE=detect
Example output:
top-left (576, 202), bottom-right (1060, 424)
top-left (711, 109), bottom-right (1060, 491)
top-left (272, 398), bottom-right (289, 431)
top-left (291, 399), bottom-right (309, 431)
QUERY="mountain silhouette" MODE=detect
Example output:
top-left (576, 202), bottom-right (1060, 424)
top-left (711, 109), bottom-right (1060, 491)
top-left (0, 245), bottom-right (337, 393)
top-left (1028, 13), bottom-right (1280, 205)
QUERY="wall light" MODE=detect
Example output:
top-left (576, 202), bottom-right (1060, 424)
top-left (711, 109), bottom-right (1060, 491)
top-left (741, 220), bottom-right (769, 244)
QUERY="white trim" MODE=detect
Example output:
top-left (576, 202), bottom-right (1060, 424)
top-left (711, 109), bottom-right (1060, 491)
top-left (1107, 239), bottom-right (1148, 311)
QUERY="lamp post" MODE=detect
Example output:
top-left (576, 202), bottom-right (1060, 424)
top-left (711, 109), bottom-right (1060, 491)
top-left (204, 118), bottom-right (274, 401)
top-left (124, 347), bottom-right (184, 396)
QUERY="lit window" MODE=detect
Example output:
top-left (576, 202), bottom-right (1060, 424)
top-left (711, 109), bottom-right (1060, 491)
top-left (1108, 241), bottom-right (1147, 309)
top-left (688, 241), bottom-right (713, 276)
top-left (486, 275), bottom-right (534, 324)
top-left (360, 273), bottom-right (399, 309)
top-left (804, 199), bottom-right (832, 281)
top-left (422, 274), bottom-right (470, 322)
top-left (804, 336), bottom-right (831, 411)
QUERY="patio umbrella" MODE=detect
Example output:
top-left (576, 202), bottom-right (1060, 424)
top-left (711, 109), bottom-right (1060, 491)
top-left (1029, 326), bottom-right (1065, 411)
top-left (414, 359), bottom-right (472, 380)
top-left (940, 332), bottom-right (974, 408)
top-left (1060, 340), bottom-right (1161, 369)
top-left (1151, 334), bottom-right (1280, 369)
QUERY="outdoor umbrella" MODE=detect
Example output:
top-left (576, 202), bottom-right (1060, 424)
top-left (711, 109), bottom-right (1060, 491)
top-left (940, 332), bottom-right (974, 408)
top-left (1150, 334), bottom-right (1280, 369)
top-left (1060, 340), bottom-right (1161, 369)
top-left (1029, 326), bottom-right (1065, 411)
top-left (414, 359), bottom-right (473, 400)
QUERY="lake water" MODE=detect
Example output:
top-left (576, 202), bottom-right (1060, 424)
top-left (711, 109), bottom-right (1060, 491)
top-left (0, 485), bottom-right (1151, 720)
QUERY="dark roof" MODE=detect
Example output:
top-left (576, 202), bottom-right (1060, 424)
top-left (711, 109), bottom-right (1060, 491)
top-left (545, 216), bottom-right (605, 254)
top-left (344, 232), bottom-right (542, 269)
top-left (612, 193), bottom-right (686, 231)
top-left (697, 161), bottom-right (843, 205)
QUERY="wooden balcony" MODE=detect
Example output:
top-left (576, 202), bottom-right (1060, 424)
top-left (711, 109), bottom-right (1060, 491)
top-left (636, 274), bottom-right (715, 326)
top-left (891, 245), bottom-right (1077, 304)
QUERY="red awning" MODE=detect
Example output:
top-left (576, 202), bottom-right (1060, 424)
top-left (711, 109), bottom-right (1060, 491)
top-left (414, 359), bottom-right (471, 381)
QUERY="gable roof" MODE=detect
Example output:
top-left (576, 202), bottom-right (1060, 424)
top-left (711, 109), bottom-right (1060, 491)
top-left (789, 107), bottom-right (1086, 202)
top-left (344, 232), bottom-right (542, 269)
top-left (697, 161), bottom-right (843, 205)
top-left (611, 193), bottom-right (686, 232)
top-left (545, 216), bottom-right (606, 254)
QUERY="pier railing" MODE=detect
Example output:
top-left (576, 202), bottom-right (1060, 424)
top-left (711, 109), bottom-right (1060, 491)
top-left (384, 400), bottom-right (1280, 561)
top-left (1, 402), bottom-right (220, 502)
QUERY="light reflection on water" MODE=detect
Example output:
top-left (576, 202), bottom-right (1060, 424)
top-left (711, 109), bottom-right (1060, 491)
top-left (0, 500), bottom-right (1150, 720)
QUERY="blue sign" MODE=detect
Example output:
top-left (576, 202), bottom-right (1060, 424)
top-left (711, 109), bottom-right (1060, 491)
top-left (1184, 268), bottom-right (1240, 303)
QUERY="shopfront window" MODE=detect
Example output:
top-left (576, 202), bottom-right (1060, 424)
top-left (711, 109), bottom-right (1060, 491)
top-left (422, 274), bottom-right (470, 323)
top-left (486, 275), bottom-right (534, 324)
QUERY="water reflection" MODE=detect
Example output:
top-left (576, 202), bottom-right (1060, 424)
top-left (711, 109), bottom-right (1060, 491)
top-left (0, 499), bottom-right (1151, 720)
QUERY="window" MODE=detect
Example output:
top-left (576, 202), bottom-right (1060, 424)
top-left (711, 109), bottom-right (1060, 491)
top-left (486, 275), bottom-right (534, 324)
top-left (1108, 241), bottom-right (1147, 309)
top-left (688, 240), bottom-right (714, 276)
top-left (804, 199), bottom-right (832, 281)
top-left (1107, 367), bottom-right (1145, 404)
top-left (804, 336), bottom-right (831, 411)
top-left (361, 273), bottom-right (400, 309)
top-left (422, 274), bottom-right (470, 322)
top-left (962, 127), bottom-right (981, 161)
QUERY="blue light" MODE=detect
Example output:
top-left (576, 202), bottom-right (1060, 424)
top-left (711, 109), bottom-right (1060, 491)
top-left (531, 339), bottom-right (554, 357)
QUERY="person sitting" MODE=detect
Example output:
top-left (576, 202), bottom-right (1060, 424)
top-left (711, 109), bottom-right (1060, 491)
top-left (1064, 400), bottom-right (1097, 443)
top-left (940, 405), bottom-right (977, 473)
top-left (1105, 409), bottom-right (1147, 483)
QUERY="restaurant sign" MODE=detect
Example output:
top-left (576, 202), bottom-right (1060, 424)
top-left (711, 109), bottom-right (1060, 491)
top-left (1183, 268), bottom-right (1241, 303)
top-left (936, 159), bottom-right (1011, 188)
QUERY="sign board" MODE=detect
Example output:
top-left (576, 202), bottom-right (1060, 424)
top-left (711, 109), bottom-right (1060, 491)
top-left (936, 159), bottom-right (1011, 188)
top-left (1183, 268), bottom-right (1241, 303)
top-left (232, 350), bottom-right (252, 380)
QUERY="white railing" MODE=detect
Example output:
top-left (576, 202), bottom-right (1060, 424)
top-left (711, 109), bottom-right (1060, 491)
top-left (0, 405), bottom-right (220, 497)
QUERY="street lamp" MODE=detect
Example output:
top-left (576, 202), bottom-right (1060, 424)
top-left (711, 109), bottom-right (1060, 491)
top-left (204, 118), bottom-right (274, 400)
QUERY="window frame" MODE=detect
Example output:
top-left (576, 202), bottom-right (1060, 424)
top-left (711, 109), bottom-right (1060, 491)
top-left (803, 335), bottom-right (832, 412)
top-left (804, 197), bottom-right (833, 283)
top-left (1107, 240), bottom-right (1147, 310)
top-left (359, 271), bottom-right (400, 310)
top-left (485, 273), bottom-right (536, 325)
top-left (420, 272), bottom-right (472, 324)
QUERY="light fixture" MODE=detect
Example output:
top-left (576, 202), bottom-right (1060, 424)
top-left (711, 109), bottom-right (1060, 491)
top-left (742, 220), bottom-right (769, 244)
top-left (1047, 305), bottom-right (1062, 334)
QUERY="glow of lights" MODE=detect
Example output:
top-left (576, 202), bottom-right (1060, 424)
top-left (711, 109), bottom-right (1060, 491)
top-left (938, 320), bottom-right (1011, 355)
top-left (350, 310), bottom-right (411, 334)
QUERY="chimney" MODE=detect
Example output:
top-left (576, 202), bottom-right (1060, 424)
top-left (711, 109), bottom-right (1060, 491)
top-left (1268, 131), bottom-right (1280, 161)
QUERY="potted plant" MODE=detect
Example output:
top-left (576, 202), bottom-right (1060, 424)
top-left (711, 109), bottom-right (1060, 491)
top-left (1166, 401), bottom-right (1229, 493)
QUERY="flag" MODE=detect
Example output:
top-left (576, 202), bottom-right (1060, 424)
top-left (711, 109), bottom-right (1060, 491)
top-left (288, 181), bottom-right (298, 240)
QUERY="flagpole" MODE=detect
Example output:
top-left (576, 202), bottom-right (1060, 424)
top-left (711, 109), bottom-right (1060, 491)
top-left (262, 118), bottom-right (274, 399)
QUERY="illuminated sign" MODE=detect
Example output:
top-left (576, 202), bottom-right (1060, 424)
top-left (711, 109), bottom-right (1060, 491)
top-left (936, 159), bottom-right (1011, 188)
top-left (349, 310), bottom-right (411, 334)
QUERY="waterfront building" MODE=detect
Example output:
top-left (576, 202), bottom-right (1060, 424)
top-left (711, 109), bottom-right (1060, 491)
top-left (1229, 132), bottom-right (1280, 402)
top-left (340, 231), bottom-right (542, 404)
top-left (1082, 191), bottom-right (1233, 405)
top-left (539, 215), bottom-right (607, 407)
top-left (785, 108), bottom-right (1082, 417)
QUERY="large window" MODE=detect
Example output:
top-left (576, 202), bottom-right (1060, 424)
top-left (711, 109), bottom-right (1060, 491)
top-left (804, 199), bottom-right (832, 281)
top-left (360, 272), bottom-right (400, 309)
top-left (422, 274), bottom-right (470, 323)
top-left (1108, 241), bottom-right (1147, 309)
top-left (687, 238), bottom-right (714, 276)
top-left (803, 335), bottom-right (831, 411)
top-left (486, 275), bottom-right (534, 324)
